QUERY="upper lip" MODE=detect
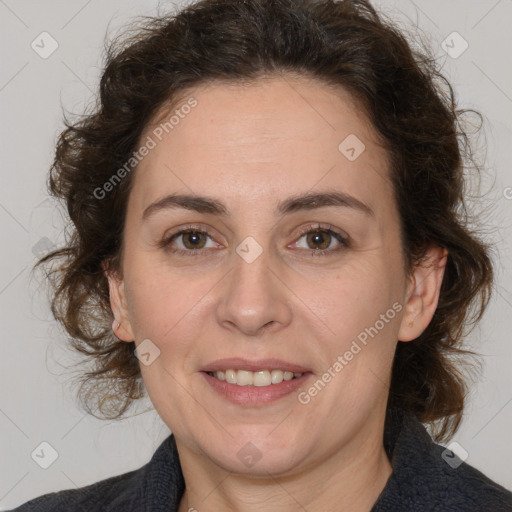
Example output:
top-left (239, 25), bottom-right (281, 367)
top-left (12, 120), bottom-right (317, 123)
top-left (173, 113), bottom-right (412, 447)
top-left (201, 358), bottom-right (312, 373)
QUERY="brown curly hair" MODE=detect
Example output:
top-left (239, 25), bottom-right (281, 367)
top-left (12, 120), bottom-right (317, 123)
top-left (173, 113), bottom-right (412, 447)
top-left (37, 0), bottom-right (493, 442)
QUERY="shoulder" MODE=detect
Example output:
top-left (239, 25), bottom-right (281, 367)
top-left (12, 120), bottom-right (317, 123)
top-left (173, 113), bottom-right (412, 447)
top-left (8, 434), bottom-right (185, 512)
top-left (7, 468), bottom-right (142, 512)
top-left (373, 410), bottom-right (512, 512)
top-left (436, 455), bottom-right (512, 511)
top-left (403, 429), bottom-right (512, 511)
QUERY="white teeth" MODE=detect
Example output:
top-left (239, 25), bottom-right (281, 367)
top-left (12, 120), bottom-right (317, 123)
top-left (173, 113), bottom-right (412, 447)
top-left (253, 370), bottom-right (271, 387)
top-left (283, 371), bottom-right (294, 381)
top-left (209, 369), bottom-right (304, 386)
top-left (225, 369), bottom-right (236, 383)
top-left (271, 369), bottom-right (284, 384)
top-left (237, 370), bottom-right (253, 386)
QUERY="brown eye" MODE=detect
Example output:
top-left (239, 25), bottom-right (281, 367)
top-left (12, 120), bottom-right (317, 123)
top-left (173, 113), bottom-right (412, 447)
top-left (160, 226), bottom-right (221, 257)
top-left (305, 230), bottom-right (332, 250)
top-left (179, 230), bottom-right (208, 250)
top-left (293, 226), bottom-right (348, 255)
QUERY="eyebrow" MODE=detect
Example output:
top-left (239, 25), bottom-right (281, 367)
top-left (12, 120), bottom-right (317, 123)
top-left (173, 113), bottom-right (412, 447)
top-left (142, 191), bottom-right (375, 221)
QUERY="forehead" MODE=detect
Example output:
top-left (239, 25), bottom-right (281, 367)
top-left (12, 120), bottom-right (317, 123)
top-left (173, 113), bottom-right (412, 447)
top-left (129, 75), bottom-right (392, 217)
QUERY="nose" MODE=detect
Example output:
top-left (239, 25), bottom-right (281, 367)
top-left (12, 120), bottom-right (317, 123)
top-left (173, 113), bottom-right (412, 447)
top-left (215, 242), bottom-right (293, 337)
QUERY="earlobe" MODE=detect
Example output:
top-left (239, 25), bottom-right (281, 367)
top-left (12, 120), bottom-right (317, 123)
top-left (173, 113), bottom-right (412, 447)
top-left (397, 247), bottom-right (448, 342)
top-left (104, 264), bottom-right (135, 342)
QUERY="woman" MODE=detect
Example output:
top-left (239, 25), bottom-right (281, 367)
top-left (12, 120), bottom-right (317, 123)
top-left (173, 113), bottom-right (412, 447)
top-left (11, 0), bottom-right (512, 510)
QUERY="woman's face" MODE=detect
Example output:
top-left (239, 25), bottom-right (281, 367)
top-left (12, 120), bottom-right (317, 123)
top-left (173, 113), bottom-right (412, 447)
top-left (108, 75), bottom-right (443, 476)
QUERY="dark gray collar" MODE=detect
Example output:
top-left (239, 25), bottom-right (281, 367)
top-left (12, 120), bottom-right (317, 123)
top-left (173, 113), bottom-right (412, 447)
top-left (138, 408), bottom-right (512, 511)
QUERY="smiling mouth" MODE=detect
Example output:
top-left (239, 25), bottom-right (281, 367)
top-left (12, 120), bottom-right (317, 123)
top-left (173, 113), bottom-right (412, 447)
top-left (206, 369), bottom-right (306, 387)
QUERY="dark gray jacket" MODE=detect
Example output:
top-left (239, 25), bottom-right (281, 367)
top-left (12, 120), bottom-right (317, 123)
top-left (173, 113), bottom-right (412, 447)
top-left (9, 408), bottom-right (512, 511)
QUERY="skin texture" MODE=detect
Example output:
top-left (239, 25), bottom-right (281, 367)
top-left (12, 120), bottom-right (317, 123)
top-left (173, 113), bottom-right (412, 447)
top-left (107, 74), bottom-right (447, 512)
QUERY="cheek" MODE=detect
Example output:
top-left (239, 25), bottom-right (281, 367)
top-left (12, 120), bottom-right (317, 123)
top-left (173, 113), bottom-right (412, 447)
top-left (123, 228), bottom-right (405, 351)
top-left (123, 260), bottom-right (174, 339)
top-left (123, 255), bottom-right (221, 353)
top-left (318, 256), bottom-right (403, 352)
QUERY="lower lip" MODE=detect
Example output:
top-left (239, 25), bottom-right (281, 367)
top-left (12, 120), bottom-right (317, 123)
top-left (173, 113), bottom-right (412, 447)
top-left (201, 372), bottom-right (313, 407)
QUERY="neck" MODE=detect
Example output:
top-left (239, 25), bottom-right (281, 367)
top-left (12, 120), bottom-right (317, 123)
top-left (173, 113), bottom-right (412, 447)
top-left (176, 415), bottom-right (393, 512)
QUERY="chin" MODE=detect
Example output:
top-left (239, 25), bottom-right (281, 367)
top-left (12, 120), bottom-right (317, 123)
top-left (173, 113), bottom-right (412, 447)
top-left (217, 449), bottom-right (304, 478)
top-left (203, 429), bottom-right (307, 476)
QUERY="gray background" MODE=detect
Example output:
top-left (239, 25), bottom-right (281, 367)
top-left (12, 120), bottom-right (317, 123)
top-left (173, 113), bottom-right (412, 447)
top-left (1, 0), bottom-right (511, 508)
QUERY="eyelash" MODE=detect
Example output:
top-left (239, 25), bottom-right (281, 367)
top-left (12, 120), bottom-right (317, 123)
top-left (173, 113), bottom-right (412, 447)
top-left (159, 223), bottom-right (349, 258)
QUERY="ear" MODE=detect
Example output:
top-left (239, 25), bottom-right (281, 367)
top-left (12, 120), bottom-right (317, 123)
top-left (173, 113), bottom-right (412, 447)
top-left (397, 246), bottom-right (448, 342)
top-left (103, 262), bottom-right (135, 342)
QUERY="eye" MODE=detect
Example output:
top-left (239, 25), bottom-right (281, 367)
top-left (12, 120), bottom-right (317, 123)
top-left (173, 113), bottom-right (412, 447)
top-left (292, 224), bottom-right (349, 256)
top-left (159, 225), bottom-right (221, 257)
top-left (159, 223), bottom-right (349, 258)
